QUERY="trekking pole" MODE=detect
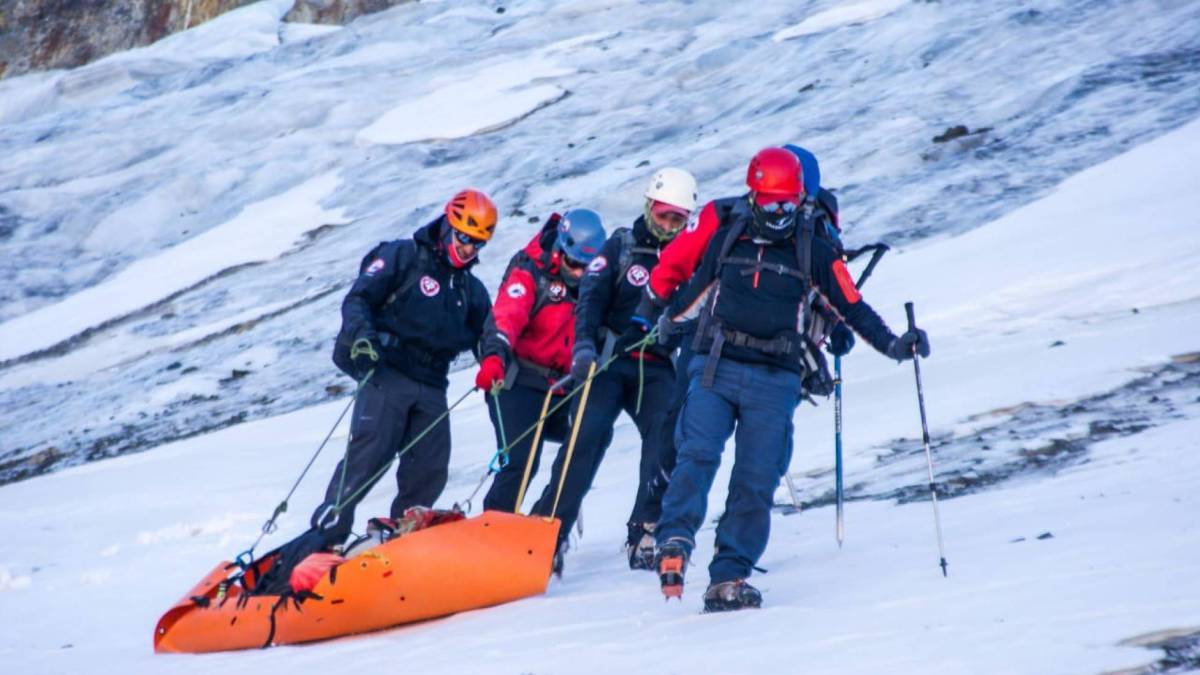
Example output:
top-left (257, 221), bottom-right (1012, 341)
top-left (513, 376), bottom-right (568, 512)
top-left (548, 362), bottom-right (598, 519)
top-left (830, 244), bottom-right (890, 545)
top-left (834, 355), bottom-right (844, 547)
top-left (461, 329), bottom-right (659, 509)
top-left (905, 302), bottom-right (948, 577)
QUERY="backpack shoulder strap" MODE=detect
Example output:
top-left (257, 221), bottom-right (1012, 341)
top-left (616, 228), bottom-right (636, 277)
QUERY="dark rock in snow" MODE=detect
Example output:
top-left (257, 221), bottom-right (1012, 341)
top-left (934, 125), bottom-right (971, 143)
top-left (1036, 532), bottom-right (1054, 540)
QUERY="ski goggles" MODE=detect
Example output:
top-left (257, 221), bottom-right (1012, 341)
top-left (451, 229), bottom-right (488, 248)
top-left (752, 199), bottom-right (800, 231)
top-left (756, 200), bottom-right (799, 217)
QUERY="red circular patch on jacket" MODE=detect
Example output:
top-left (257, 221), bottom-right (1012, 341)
top-left (420, 276), bottom-right (441, 297)
top-left (548, 280), bottom-right (567, 301)
top-left (626, 264), bottom-right (650, 287)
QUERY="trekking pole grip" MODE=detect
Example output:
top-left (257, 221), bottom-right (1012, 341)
top-left (905, 301), bottom-right (917, 332)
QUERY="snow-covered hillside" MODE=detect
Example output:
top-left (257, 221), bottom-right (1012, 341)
top-left (3, 0), bottom-right (1200, 482)
top-left (1, 1), bottom-right (1200, 673)
top-left (2, 119), bottom-right (1199, 672)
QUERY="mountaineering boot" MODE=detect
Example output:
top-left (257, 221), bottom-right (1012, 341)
top-left (702, 579), bottom-right (763, 612)
top-left (655, 538), bottom-right (689, 599)
top-left (626, 522), bottom-right (657, 571)
top-left (366, 516), bottom-right (399, 541)
top-left (551, 539), bottom-right (568, 578)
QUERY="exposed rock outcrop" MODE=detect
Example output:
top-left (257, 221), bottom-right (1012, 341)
top-left (0, 0), bottom-right (412, 80)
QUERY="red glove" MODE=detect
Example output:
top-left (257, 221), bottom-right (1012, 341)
top-left (475, 355), bottom-right (505, 390)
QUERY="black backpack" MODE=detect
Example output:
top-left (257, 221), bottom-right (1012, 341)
top-left (695, 201), bottom-right (838, 395)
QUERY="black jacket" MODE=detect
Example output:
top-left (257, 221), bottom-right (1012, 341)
top-left (342, 218), bottom-right (491, 388)
top-left (575, 216), bottom-right (673, 360)
top-left (673, 197), bottom-right (895, 375)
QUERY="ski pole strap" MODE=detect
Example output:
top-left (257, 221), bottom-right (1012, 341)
top-left (549, 361), bottom-right (598, 520)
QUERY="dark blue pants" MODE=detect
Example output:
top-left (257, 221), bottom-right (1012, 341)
top-left (640, 339), bottom-right (695, 533)
top-left (530, 357), bottom-right (674, 543)
top-left (482, 383), bottom-right (571, 513)
top-left (656, 355), bottom-right (801, 584)
top-left (311, 366), bottom-right (450, 545)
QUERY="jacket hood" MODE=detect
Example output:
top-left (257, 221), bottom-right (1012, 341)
top-left (416, 216), bottom-right (479, 270)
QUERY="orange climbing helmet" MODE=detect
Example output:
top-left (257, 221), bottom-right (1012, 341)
top-left (444, 189), bottom-right (498, 241)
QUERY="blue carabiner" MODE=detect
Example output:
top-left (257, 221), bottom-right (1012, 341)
top-left (487, 449), bottom-right (510, 473)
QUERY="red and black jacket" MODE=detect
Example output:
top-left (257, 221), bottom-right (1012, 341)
top-left (481, 217), bottom-right (578, 389)
top-left (665, 196), bottom-right (896, 376)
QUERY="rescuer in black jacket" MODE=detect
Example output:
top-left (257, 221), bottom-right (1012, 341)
top-left (540, 168), bottom-right (698, 574)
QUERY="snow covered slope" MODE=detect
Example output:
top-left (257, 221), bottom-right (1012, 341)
top-left (3, 0), bottom-right (1200, 482)
top-left (2, 80), bottom-right (1200, 674)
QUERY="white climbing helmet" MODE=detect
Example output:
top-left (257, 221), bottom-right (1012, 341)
top-left (644, 167), bottom-right (698, 213)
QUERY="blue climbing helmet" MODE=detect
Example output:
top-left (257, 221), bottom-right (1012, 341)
top-left (784, 144), bottom-right (844, 246)
top-left (783, 144), bottom-right (821, 198)
top-left (555, 208), bottom-right (606, 266)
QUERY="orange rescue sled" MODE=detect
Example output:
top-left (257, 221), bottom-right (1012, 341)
top-left (154, 511), bottom-right (559, 653)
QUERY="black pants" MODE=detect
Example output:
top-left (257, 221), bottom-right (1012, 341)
top-left (310, 366), bottom-right (450, 545)
top-left (529, 356), bottom-right (675, 544)
top-left (482, 382), bottom-right (572, 513)
top-left (641, 339), bottom-right (695, 531)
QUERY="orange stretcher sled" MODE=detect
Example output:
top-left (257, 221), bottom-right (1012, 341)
top-left (154, 511), bottom-right (559, 653)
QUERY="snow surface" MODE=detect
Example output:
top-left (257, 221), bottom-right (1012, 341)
top-left (4, 0), bottom-right (1200, 478)
top-left (2, 75), bottom-right (1200, 673)
top-left (0, 172), bottom-right (347, 362)
top-left (1, 1), bottom-right (1200, 673)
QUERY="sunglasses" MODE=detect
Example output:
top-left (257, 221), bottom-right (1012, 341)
top-left (560, 254), bottom-right (588, 271)
top-left (451, 229), bottom-right (487, 248)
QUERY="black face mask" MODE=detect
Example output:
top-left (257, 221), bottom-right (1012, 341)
top-left (750, 198), bottom-right (799, 242)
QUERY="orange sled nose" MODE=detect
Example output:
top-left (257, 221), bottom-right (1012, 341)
top-left (154, 511), bottom-right (560, 653)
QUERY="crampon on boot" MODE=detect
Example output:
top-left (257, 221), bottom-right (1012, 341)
top-left (702, 579), bottom-right (762, 612)
top-left (655, 539), bottom-right (689, 600)
top-left (626, 522), bottom-right (656, 571)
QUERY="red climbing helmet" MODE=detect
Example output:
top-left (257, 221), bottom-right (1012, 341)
top-left (745, 147), bottom-right (803, 205)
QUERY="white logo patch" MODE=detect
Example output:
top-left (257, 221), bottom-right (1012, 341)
top-left (419, 276), bottom-right (440, 297)
top-left (365, 258), bottom-right (386, 275)
top-left (506, 283), bottom-right (528, 299)
top-left (625, 264), bottom-right (650, 287)
top-left (548, 280), bottom-right (568, 302)
top-left (587, 255), bottom-right (608, 274)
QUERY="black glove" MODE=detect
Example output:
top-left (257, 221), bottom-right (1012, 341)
top-left (350, 336), bottom-right (382, 379)
top-left (828, 323), bottom-right (856, 357)
top-left (570, 341), bottom-right (597, 383)
top-left (886, 328), bottom-right (931, 361)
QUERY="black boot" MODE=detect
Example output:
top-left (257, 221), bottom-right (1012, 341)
top-left (654, 538), bottom-right (689, 600)
top-left (702, 579), bottom-right (762, 612)
top-left (626, 522), bottom-right (656, 571)
top-left (551, 538), bottom-right (569, 578)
